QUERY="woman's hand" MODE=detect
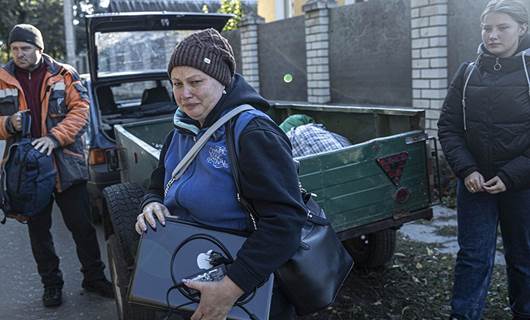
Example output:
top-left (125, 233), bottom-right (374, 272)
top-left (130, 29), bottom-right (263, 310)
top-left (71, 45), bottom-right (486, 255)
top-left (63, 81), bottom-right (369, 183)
top-left (483, 176), bottom-right (506, 194)
top-left (464, 171), bottom-right (484, 193)
top-left (185, 276), bottom-right (244, 320)
top-left (134, 202), bottom-right (170, 234)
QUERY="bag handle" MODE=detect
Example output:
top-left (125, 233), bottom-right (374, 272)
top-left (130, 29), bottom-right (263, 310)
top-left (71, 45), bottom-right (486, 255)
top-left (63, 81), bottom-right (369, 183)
top-left (164, 105), bottom-right (254, 197)
top-left (226, 117), bottom-right (328, 230)
top-left (225, 116), bottom-right (260, 231)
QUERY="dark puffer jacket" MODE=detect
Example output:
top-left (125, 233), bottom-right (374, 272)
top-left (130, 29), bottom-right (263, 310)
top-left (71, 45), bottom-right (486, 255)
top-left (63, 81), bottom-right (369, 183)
top-left (438, 35), bottom-right (530, 191)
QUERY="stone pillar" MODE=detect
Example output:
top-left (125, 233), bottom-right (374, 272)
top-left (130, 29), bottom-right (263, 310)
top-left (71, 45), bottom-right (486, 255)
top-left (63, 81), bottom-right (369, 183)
top-left (303, 0), bottom-right (336, 104)
top-left (410, 0), bottom-right (448, 137)
top-left (240, 13), bottom-right (265, 92)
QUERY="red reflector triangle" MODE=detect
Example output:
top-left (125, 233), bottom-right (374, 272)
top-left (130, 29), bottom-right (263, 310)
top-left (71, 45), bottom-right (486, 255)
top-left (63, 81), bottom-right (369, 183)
top-left (376, 152), bottom-right (409, 186)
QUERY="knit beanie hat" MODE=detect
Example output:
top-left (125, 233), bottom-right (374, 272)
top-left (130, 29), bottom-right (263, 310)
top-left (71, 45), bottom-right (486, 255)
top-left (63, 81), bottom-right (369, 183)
top-left (168, 28), bottom-right (235, 87)
top-left (8, 24), bottom-right (44, 50)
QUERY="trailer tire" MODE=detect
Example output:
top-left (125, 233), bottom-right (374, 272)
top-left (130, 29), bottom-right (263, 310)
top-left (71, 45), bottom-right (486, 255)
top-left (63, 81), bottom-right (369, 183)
top-left (108, 235), bottom-right (155, 320)
top-left (102, 182), bottom-right (145, 266)
top-left (343, 229), bottom-right (396, 268)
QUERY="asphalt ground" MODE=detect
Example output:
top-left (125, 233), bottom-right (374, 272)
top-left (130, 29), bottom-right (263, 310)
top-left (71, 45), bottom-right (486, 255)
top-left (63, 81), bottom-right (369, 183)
top-left (0, 203), bottom-right (117, 320)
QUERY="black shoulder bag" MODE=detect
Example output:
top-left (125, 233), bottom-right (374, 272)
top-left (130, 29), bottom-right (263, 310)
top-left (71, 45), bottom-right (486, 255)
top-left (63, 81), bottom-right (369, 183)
top-left (225, 117), bottom-right (354, 316)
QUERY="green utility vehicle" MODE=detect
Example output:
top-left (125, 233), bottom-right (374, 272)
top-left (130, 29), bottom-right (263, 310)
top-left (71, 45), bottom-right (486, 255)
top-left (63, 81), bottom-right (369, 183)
top-left (82, 11), bottom-right (436, 319)
top-left (103, 101), bottom-right (436, 319)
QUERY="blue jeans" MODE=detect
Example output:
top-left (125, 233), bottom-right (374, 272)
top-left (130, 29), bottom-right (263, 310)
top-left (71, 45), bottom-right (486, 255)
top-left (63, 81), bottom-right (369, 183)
top-left (451, 181), bottom-right (530, 319)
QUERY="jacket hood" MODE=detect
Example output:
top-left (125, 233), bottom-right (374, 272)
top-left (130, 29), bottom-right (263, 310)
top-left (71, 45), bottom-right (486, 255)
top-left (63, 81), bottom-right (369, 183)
top-left (173, 73), bottom-right (270, 133)
top-left (516, 34), bottom-right (530, 55)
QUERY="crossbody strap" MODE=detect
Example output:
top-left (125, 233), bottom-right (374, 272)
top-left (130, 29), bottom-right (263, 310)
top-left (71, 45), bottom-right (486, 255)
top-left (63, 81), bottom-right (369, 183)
top-left (164, 105), bottom-right (254, 197)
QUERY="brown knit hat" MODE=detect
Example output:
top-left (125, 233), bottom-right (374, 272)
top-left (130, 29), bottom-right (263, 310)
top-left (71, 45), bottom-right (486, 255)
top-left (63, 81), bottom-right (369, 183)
top-left (167, 28), bottom-right (235, 87)
top-left (8, 24), bottom-right (44, 50)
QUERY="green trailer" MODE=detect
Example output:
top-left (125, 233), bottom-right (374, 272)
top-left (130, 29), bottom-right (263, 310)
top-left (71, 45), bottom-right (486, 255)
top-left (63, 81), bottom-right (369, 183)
top-left (102, 101), bottom-right (435, 318)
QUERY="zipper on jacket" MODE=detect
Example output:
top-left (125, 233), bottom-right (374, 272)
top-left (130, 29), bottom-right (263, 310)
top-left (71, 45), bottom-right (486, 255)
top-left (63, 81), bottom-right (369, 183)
top-left (494, 57), bottom-right (502, 71)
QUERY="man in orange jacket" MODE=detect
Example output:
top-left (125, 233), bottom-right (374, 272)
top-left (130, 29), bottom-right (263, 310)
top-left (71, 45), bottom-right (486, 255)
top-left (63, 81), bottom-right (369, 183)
top-left (0, 24), bottom-right (113, 307)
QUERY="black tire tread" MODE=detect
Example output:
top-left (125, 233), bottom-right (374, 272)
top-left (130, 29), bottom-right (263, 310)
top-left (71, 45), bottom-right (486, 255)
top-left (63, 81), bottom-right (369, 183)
top-left (343, 229), bottom-right (397, 268)
top-left (102, 183), bottom-right (145, 266)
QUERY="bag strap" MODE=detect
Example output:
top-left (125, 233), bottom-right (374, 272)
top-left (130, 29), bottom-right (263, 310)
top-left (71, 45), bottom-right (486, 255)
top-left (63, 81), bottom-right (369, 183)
top-left (226, 116), bottom-right (260, 231)
top-left (164, 104), bottom-right (254, 197)
top-left (226, 116), bottom-right (329, 230)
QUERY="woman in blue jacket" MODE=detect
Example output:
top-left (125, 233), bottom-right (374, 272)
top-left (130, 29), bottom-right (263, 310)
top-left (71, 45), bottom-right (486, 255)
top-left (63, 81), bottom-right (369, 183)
top-left (134, 28), bottom-right (306, 320)
top-left (438, 1), bottom-right (530, 319)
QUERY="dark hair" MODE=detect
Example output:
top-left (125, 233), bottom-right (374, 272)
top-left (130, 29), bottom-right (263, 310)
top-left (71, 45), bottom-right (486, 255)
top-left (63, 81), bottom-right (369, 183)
top-left (481, 0), bottom-right (529, 34)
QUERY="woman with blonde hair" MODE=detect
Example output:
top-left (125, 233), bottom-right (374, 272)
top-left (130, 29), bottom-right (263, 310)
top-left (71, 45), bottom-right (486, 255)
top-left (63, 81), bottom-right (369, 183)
top-left (438, 0), bottom-right (530, 319)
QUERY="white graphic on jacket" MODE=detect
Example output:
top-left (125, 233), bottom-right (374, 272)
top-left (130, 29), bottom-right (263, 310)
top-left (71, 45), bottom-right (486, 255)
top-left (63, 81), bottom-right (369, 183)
top-left (206, 145), bottom-right (229, 169)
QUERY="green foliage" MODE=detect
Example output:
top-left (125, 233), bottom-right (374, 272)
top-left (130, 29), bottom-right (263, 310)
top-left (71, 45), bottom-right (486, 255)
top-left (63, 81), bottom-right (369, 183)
top-left (218, 0), bottom-right (243, 31)
top-left (0, 0), bottom-right (65, 64)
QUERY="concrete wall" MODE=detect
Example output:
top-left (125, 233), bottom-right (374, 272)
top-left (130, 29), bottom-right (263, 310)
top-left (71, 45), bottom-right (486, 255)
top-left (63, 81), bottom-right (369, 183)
top-left (329, 0), bottom-right (412, 106)
top-left (229, 0), bottom-right (530, 135)
top-left (258, 16), bottom-right (308, 101)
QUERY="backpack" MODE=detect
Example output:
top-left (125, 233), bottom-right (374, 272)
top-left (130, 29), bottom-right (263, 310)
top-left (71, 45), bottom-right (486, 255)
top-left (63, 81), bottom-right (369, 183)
top-left (0, 112), bottom-right (56, 224)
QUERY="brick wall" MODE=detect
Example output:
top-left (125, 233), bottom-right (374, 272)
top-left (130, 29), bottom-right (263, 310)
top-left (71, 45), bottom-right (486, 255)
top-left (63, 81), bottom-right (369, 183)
top-left (410, 0), bottom-right (448, 136)
top-left (240, 14), bottom-right (264, 92)
top-left (303, 0), bottom-right (336, 103)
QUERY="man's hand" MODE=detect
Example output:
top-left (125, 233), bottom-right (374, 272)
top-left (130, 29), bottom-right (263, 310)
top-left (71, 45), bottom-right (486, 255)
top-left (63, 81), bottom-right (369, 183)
top-left (464, 171), bottom-right (484, 193)
top-left (134, 202), bottom-right (171, 234)
top-left (483, 176), bottom-right (506, 194)
top-left (9, 111), bottom-right (22, 132)
top-left (185, 276), bottom-right (244, 320)
top-left (31, 136), bottom-right (56, 156)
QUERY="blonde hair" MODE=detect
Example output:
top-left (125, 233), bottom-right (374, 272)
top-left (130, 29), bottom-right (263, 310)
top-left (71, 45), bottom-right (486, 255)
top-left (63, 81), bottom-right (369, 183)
top-left (481, 0), bottom-right (529, 35)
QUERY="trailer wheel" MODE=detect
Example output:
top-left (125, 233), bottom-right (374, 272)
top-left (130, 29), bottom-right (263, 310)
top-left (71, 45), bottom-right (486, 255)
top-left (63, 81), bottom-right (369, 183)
top-left (108, 235), bottom-right (155, 320)
top-left (343, 229), bottom-right (396, 268)
top-left (102, 183), bottom-right (145, 266)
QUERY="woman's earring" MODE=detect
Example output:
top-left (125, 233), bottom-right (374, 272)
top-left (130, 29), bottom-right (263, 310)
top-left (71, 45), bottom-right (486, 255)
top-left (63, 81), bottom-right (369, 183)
top-left (222, 89), bottom-right (227, 94)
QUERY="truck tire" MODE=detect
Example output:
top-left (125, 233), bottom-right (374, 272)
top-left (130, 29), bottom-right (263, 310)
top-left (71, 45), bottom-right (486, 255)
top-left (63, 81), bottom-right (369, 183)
top-left (102, 182), bottom-right (145, 266)
top-left (343, 229), bottom-right (396, 268)
top-left (108, 235), bottom-right (155, 320)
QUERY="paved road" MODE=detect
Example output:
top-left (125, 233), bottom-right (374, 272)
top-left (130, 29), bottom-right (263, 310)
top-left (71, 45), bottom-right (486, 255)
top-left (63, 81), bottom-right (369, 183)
top-left (0, 204), bottom-right (117, 320)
